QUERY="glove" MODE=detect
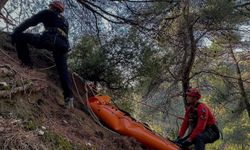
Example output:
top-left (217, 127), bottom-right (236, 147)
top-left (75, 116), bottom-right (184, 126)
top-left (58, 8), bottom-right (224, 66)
top-left (179, 139), bottom-right (192, 148)
top-left (174, 136), bottom-right (181, 143)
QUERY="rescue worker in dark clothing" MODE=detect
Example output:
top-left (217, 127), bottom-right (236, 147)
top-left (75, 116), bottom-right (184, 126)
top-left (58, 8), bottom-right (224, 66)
top-left (11, 1), bottom-right (74, 109)
top-left (175, 88), bottom-right (220, 150)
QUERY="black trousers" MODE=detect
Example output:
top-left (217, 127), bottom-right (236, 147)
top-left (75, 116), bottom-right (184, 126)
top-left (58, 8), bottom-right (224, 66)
top-left (180, 124), bottom-right (220, 150)
top-left (15, 33), bottom-right (72, 99)
top-left (193, 124), bottom-right (220, 150)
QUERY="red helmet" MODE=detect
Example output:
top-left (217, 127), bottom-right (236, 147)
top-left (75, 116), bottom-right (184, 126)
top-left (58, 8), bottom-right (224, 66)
top-left (186, 88), bottom-right (201, 99)
top-left (49, 1), bottom-right (64, 13)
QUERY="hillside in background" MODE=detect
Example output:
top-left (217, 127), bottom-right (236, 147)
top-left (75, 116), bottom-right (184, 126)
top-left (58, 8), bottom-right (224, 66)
top-left (0, 32), bottom-right (145, 150)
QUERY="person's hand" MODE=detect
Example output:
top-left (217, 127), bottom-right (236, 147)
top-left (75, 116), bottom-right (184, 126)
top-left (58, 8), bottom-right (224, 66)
top-left (179, 139), bottom-right (192, 148)
top-left (174, 136), bottom-right (181, 143)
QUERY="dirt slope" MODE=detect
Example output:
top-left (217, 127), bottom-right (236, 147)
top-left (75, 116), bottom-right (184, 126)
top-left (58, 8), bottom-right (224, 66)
top-left (0, 32), bottom-right (145, 150)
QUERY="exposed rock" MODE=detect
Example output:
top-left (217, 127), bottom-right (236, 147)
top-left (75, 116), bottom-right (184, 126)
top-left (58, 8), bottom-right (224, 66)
top-left (41, 126), bottom-right (46, 130)
top-left (38, 130), bottom-right (45, 136)
top-left (0, 65), bottom-right (15, 77)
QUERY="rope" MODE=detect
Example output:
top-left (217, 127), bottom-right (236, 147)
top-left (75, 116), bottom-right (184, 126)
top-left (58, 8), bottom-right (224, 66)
top-left (38, 65), bottom-right (56, 71)
top-left (71, 72), bottom-right (183, 138)
top-left (84, 83), bottom-right (184, 120)
top-left (71, 72), bottom-right (100, 123)
top-left (70, 72), bottom-right (186, 145)
top-left (71, 72), bottom-right (118, 135)
top-left (84, 83), bottom-right (102, 124)
top-left (86, 83), bottom-right (100, 96)
top-left (109, 93), bottom-right (184, 120)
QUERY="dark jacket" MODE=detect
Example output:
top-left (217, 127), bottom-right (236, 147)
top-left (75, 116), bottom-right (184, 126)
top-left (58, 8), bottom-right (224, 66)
top-left (13, 9), bottom-right (70, 53)
top-left (14, 9), bottom-right (68, 35)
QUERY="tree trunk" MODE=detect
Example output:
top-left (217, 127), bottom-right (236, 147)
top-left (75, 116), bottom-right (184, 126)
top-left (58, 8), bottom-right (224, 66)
top-left (181, 0), bottom-right (197, 106)
top-left (180, 0), bottom-right (189, 106)
top-left (0, 0), bottom-right (8, 12)
top-left (229, 38), bottom-right (250, 118)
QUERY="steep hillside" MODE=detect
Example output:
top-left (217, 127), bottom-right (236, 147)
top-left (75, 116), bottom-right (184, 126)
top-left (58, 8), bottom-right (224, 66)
top-left (0, 32), bottom-right (144, 150)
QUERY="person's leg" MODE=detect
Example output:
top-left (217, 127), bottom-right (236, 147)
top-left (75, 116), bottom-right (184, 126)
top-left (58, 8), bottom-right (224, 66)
top-left (194, 134), bottom-right (206, 150)
top-left (15, 33), bottom-right (44, 67)
top-left (15, 33), bottom-right (33, 66)
top-left (53, 51), bottom-right (73, 108)
top-left (205, 125), bottom-right (220, 143)
top-left (194, 125), bottom-right (220, 150)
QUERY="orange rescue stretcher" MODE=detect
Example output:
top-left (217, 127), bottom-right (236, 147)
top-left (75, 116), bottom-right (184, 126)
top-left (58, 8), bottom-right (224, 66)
top-left (88, 95), bottom-right (180, 150)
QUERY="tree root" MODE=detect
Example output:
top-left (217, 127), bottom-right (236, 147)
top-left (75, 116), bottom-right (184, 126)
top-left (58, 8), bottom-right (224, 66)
top-left (0, 82), bottom-right (33, 98)
top-left (0, 80), bottom-right (46, 98)
top-left (0, 64), bottom-right (16, 77)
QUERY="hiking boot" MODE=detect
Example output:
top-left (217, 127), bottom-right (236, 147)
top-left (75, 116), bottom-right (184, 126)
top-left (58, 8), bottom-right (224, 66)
top-left (64, 97), bottom-right (74, 109)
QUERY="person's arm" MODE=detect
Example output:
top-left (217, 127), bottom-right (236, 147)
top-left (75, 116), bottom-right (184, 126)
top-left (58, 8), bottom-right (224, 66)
top-left (178, 110), bottom-right (189, 138)
top-left (13, 9), bottom-right (48, 34)
top-left (188, 104), bottom-right (208, 141)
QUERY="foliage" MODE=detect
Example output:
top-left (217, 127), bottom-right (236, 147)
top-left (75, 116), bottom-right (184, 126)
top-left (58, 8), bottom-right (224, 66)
top-left (42, 131), bottom-right (73, 150)
top-left (23, 118), bottom-right (36, 131)
top-left (69, 35), bottom-right (127, 90)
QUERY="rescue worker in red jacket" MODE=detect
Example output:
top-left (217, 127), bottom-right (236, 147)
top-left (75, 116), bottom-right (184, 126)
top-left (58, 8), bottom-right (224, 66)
top-left (11, 1), bottom-right (74, 109)
top-left (176, 88), bottom-right (220, 150)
